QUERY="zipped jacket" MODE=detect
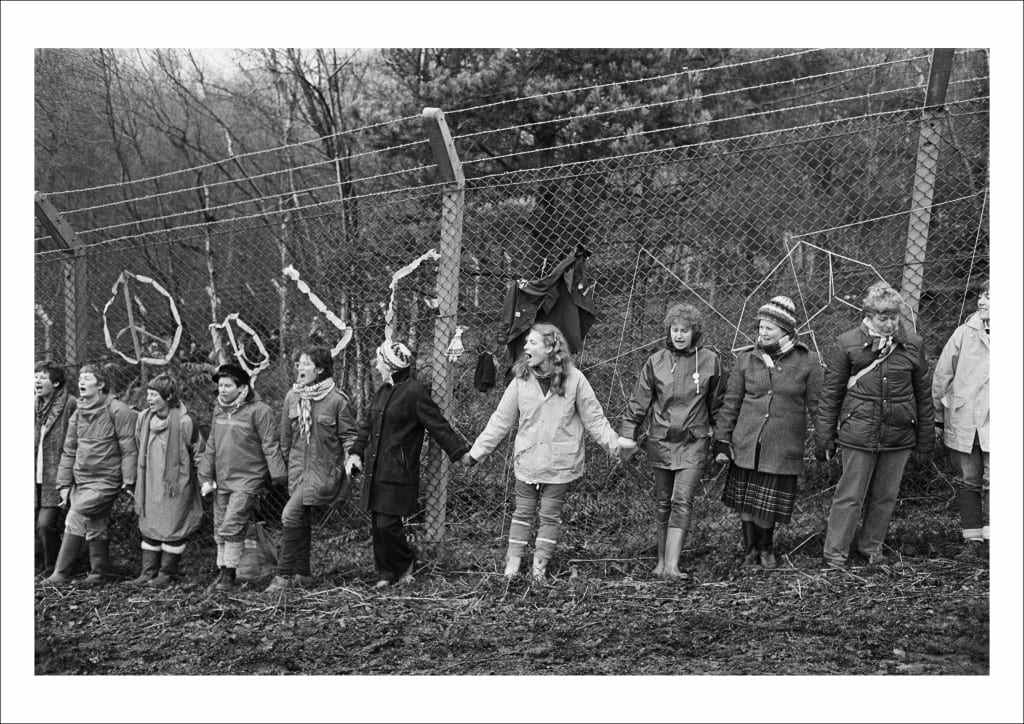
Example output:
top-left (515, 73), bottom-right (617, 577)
top-left (198, 394), bottom-right (286, 493)
top-left (932, 312), bottom-right (989, 453)
top-left (281, 387), bottom-right (358, 505)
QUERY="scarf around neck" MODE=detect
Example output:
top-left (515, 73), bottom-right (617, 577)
top-left (293, 378), bottom-right (335, 442)
top-left (138, 405), bottom-right (186, 498)
top-left (863, 318), bottom-right (896, 358)
top-left (756, 335), bottom-right (794, 369)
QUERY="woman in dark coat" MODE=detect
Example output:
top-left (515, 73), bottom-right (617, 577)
top-left (346, 341), bottom-right (470, 588)
top-left (714, 296), bottom-right (822, 569)
top-left (35, 361), bottom-right (76, 578)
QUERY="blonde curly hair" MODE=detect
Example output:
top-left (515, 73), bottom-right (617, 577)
top-left (512, 323), bottom-right (573, 396)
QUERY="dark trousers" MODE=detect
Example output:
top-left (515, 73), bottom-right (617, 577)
top-left (371, 512), bottom-right (415, 582)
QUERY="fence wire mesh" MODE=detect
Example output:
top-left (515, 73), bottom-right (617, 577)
top-left (34, 50), bottom-right (989, 581)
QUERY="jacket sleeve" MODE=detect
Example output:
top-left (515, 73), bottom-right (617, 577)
top-left (805, 354), bottom-right (823, 427)
top-left (814, 337), bottom-right (851, 447)
top-left (714, 355), bottom-right (745, 444)
top-left (56, 408), bottom-right (79, 489)
top-left (414, 383), bottom-right (469, 461)
top-left (707, 352), bottom-right (728, 429)
top-left (337, 393), bottom-right (358, 455)
top-left (931, 327), bottom-right (962, 422)
top-left (254, 403), bottom-right (287, 479)
top-left (911, 341), bottom-right (936, 453)
top-left (575, 372), bottom-right (621, 456)
top-left (134, 411), bottom-right (146, 486)
top-left (279, 391), bottom-right (295, 464)
top-left (198, 411), bottom-right (216, 482)
top-left (183, 414), bottom-right (201, 469)
top-left (619, 358), bottom-right (655, 439)
top-left (113, 403), bottom-right (139, 487)
top-left (469, 379), bottom-right (521, 461)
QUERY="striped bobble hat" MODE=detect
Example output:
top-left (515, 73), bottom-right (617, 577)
top-left (377, 341), bottom-right (413, 370)
top-left (757, 295), bottom-right (798, 336)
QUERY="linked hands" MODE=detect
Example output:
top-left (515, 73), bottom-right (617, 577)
top-left (344, 455), bottom-right (362, 477)
top-left (200, 480), bottom-right (217, 497)
top-left (617, 436), bottom-right (638, 460)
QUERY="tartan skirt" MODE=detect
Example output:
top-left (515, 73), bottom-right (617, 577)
top-left (721, 463), bottom-right (798, 524)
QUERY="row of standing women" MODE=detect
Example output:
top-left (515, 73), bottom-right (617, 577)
top-left (34, 279), bottom-right (990, 588)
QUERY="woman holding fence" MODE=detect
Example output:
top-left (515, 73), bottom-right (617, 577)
top-left (620, 303), bottom-right (726, 580)
top-left (130, 373), bottom-right (204, 587)
top-left (714, 296), bottom-right (822, 569)
top-left (266, 346), bottom-right (357, 592)
top-left (467, 323), bottom-right (636, 581)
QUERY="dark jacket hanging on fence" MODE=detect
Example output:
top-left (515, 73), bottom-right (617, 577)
top-left (350, 369), bottom-right (469, 517)
top-left (500, 245), bottom-right (598, 364)
top-left (473, 352), bottom-right (497, 392)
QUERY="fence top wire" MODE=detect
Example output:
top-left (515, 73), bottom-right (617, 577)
top-left (454, 51), bottom-right (934, 145)
top-left (44, 113), bottom-right (424, 198)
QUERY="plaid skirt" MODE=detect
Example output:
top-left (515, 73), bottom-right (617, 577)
top-left (721, 463), bottom-right (798, 524)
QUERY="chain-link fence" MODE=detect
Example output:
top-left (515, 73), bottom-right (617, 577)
top-left (34, 49), bottom-right (989, 581)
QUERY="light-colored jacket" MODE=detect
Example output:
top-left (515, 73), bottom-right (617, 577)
top-left (470, 366), bottom-right (620, 484)
top-left (932, 311), bottom-right (989, 453)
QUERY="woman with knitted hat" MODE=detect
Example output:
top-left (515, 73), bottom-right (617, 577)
top-left (265, 346), bottom-right (357, 592)
top-left (620, 303), bottom-right (727, 580)
top-left (346, 340), bottom-right (470, 588)
top-left (714, 295), bottom-right (822, 569)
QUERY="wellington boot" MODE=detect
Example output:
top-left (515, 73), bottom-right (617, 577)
top-left (741, 520), bottom-right (760, 566)
top-left (79, 539), bottom-right (110, 587)
top-left (148, 552), bottom-right (182, 587)
top-left (130, 548), bottom-right (162, 586)
top-left (504, 554), bottom-right (522, 579)
top-left (43, 533), bottom-right (86, 585)
top-left (652, 527), bottom-right (667, 577)
top-left (757, 525), bottom-right (777, 569)
top-left (662, 527), bottom-right (687, 579)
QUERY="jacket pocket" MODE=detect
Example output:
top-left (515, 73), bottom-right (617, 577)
top-left (548, 441), bottom-right (580, 471)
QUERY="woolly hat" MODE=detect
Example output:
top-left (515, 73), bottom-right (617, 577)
top-left (377, 341), bottom-right (413, 370)
top-left (757, 296), bottom-right (798, 336)
top-left (212, 362), bottom-right (251, 387)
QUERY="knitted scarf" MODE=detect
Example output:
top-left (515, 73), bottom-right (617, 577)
top-left (293, 378), bottom-right (335, 442)
top-left (35, 389), bottom-right (69, 484)
top-left (137, 405), bottom-right (186, 498)
top-left (757, 334), bottom-right (795, 369)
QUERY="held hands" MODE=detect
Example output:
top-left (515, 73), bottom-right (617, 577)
top-left (712, 440), bottom-right (732, 465)
top-left (460, 452), bottom-right (477, 468)
top-left (344, 455), bottom-right (362, 477)
top-left (200, 480), bottom-right (217, 497)
top-left (814, 440), bottom-right (837, 462)
top-left (617, 436), bottom-right (638, 460)
top-left (58, 487), bottom-right (70, 508)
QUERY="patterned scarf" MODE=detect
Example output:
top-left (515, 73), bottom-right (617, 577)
top-left (863, 317), bottom-right (896, 358)
top-left (293, 378), bottom-right (335, 442)
top-left (137, 406), bottom-right (185, 498)
top-left (756, 334), bottom-right (795, 369)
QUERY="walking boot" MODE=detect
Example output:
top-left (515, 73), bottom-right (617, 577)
top-left (214, 567), bottom-right (236, 592)
top-left (42, 533), bottom-right (86, 585)
top-left (79, 539), bottom-right (110, 587)
top-left (662, 527), bottom-right (689, 580)
top-left (148, 551), bottom-right (182, 587)
top-left (531, 555), bottom-right (549, 581)
top-left (757, 525), bottom-right (777, 569)
top-left (130, 547), bottom-right (162, 586)
top-left (504, 554), bottom-right (522, 579)
top-left (741, 520), bottom-right (760, 566)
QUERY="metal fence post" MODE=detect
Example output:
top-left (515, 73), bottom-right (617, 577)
top-left (420, 107), bottom-right (465, 554)
top-left (900, 49), bottom-right (954, 326)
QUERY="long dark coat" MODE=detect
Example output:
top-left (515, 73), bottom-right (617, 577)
top-left (350, 370), bottom-right (469, 517)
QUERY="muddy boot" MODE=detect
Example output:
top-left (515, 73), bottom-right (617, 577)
top-left (741, 520), bottom-right (760, 566)
top-left (130, 547), bottom-right (162, 586)
top-left (213, 567), bottom-right (236, 592)
top-left (757, 525), bottom-right (777, 569)
top-left (79, 539), bottom-right (110, 587)
top-left (531, 555), bottom-right (549, 581)
top-left (504, 554), bottom-right (522, 579)
top-left (148, 551), bottom-right (182, 587)
top-left (43, 533), bottom-right (86, 586)
top-left (662, 527), bottom-right (687, 579)
top-left (264, 575), bottom-right (293, 592)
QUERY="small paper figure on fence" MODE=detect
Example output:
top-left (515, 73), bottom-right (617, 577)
top-left (446, 325), bottom-right (468, 363)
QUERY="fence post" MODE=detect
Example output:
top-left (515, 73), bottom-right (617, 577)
top-left (35, 192), bottom-right (87, 366)
top-left (900, 48), bottom-right (954, 327)
top-left (420, 107), bottom-right (465, 556)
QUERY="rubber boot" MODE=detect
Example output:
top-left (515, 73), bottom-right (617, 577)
top-left (741, 520), bottom-right (760, 566)
top-left (43, 533), bottom-right (86, 585)
top-left (130, 548), bottom-right (162, 586)
top-left (662, 527), bottom-right (687, 579)
top-left (652, 526), bottom-right (667, 577)
top-left (38, 522), bottom-right (61, 579)
top-left (148, 552), bottom-right (182, 587)
top-left (79, 539), bottom-right (110, 587)
top-left (294, 525), bottom-right (312, 580)
top-left (275, 526), bottom-right (303, 580)
top-left (504, 554), bottom-right (522, 579)
top-left (758, 525), bottom-right (777, 569)
top-left (531, 555), bottom-right (549, 581)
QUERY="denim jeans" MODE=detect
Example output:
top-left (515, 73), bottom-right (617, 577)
top-left (212, 490), bottom-right (256, 544)
top-left (949, 434), bottom-right (989, 535)
top-left (64, 508), bottom-right (110, 541)
top-left (508, 480), bottom-right (569, 560)
top-left (652, 467), bottom-right (702, 532)
top-left (281, 487), bottom-right (309, 529)
top-left (823, 447), bottom-right (911, 563)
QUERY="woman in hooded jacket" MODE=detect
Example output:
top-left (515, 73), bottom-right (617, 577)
top-left (621, 303), bottom-right (726, 580)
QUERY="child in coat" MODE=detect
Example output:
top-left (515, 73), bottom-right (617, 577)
top-left (467, 323), bottom-right (636, 580)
